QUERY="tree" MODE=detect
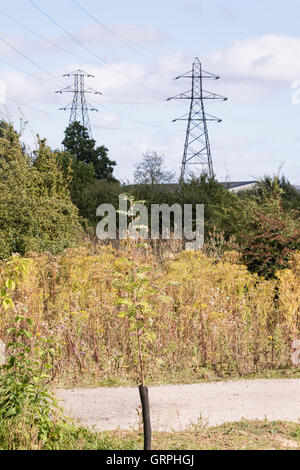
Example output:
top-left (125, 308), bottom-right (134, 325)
top-left (134, 152), bottom-right (175, 188)
top-left (0, 122), bottom-right (82, 258)
top-left (0, 122), bottom-right (33, 257)
top-left (58, 149), bottom-right (95, 220)
top-left (238, 175), bottom-right (300, 212)
top-left (179, 175), bottom-right (247, 240)
top-left (239, 193), bottom-right (300, 278)
top-left (62, 121), bottom-right (116, 181)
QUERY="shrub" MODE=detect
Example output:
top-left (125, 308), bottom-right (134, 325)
top-left (239, 196), bottom-right (300, 278)
top-left (0, 122), bottom-right (83, 258)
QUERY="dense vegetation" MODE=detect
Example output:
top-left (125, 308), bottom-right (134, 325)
top-left (0, 245), bottom-right (299, 387)
top-left (1, 119), bottom-right (300, 449)
top-left (1, 119), bottom-right (300, 278)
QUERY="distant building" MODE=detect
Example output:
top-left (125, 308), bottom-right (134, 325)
top-left (130, 181), bottom-right (300, 194)
top-left (219, 181), bottom-right (257, 193)
top-left (220, 181), bottom-right (300, 194)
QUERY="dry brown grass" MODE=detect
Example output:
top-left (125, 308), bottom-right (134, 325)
top-left (0, 242), bottom-right (299, 386)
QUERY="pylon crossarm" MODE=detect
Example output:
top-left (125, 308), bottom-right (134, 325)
top-left (174, 70), bottom-right (193, 79)
top-left (55, 85), bottom-right (75, 94)
top-left (201, 70), bottom-right (220, 79)
top-left (56, 69), bottom-right (102, 137)
top-left (202, 90), bottom-right (227, 100)
top-left (176, 71), bottom-right (219, 80)
top-left (205, 113), bottom-right (222, 122)
top-left (59, 104), bottom-right (72, 110)
top-left (172, 111), bottom-right (190, 122)
top-left (167, 90), bottom-right (192, 101)
top-left (85, 87), bottom-right (102, 95)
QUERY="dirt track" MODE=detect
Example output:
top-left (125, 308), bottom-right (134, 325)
top-left (56, 378), bottom-right (300, 431)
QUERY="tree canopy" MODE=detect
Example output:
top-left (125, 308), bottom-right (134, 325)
top-left (0, 122), bottom-right (82, 258)
top-left (62, 121), bottom-right (117, 181)
top-left (134, 152), bottom-right (175, 187)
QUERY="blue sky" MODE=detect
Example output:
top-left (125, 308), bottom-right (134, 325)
top-left (1, 0), bottom-right (300, 183)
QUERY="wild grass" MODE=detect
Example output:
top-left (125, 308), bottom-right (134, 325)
top-left (2, 419), bottom-right (299, 450)
top-left (0, 242), bottom-right (299, 387)
top-left (115, 420), bottom-right (300, 450)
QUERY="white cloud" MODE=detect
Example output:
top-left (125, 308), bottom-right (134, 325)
top-left (212, 135), bottom-right (283, 182)
top-left (60, 54), bottom-right (191, 105)
top-left (210, 34), bottom-right (300, 83)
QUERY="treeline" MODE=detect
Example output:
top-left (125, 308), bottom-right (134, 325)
top-left (1, 119), bottom-right (300, 279)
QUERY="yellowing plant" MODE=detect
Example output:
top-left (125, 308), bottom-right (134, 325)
top-left (0, 245), bottom-right (299, 386)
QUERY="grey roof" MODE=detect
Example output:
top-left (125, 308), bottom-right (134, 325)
top-left (130, 181), bottom-right (300, 193)
top-left (294, 185), bottom-right (300, 193)
top-left (219, 181), bottom-right (256, 189)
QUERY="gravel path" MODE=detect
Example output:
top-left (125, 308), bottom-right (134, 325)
top-left (56, 378), bottom-right (300, 431)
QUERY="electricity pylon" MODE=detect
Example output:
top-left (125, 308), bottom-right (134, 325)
top-left (56, 69), bottom-right (102, 136)
top-left (167, 57), bottom-right (227, 181)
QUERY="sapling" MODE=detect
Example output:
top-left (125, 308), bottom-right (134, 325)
top-left (113, 195), bottom-right (156, 450)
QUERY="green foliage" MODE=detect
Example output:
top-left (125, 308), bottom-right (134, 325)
top-left (0, 255), bottom-right (131, 451)
top-left (239, 193), bottom-right (300, 278)
top-left (279, 176), bottom-right (300, 211)
top-left (0, 122), bottom-right (83, 258)
top-left (0, 258), bottom-right (66, 450)
top-left (57, 149), bottom-right (95, 221)
top-left (0, 315), bottom-right (65, 449)
top-left (240, 175), bottom-right (300, 213)
top-left (179, 175), bottom-right (247, 239)
top-left (112, 200), bottom-right (157, 385)
top-left (74, 178), bottom-right (122, 225)
top-left (62, 121), bottom-right (117, 181)
top-left (0, 256), bottom-right (31, 309)
top-left (60, 122), bottom-right (121, 224)
top-left (234, 176), bottom-right (300, 277)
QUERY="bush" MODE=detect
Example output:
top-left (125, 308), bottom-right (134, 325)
top-left (0, 122), bottom-right (83, 258)
top-left (0, 316), bottom-right (66, 449)
top-left (239, 194), bottom-right (300, 278)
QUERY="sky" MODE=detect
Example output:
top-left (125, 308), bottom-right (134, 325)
top-left (1, 0), bottom-right (300, 183)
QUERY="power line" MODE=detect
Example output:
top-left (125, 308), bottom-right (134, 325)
top-left (0, 36), bottom-right (65, 86)
top-left (0, 7), bottom-right (172, 86)
top-left (107, 101), bottom-right (168, 105)
top-left (6, 96), bottom-right (67, 120)
top-left (28, 0), bottom-right (165, 98)
top-left (0, 57), bottom-right (51, 84)
top-left (0, 8), bottom-right (107, 72)
top-left (71, 0), bottom-right (179, 75)
top-left (91, 99), bottom-right (170, 129)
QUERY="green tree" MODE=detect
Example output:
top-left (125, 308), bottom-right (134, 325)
top-left (239, 191), bottom-right (300, 278)
top-left (179, 175), bottom-right (247, 240)
top-left (0, 122), bottom-right (82, 258)
top-left (58, 149), bottom-right (95, 221)
top-left (62, 121), bottom-right (116, 181)
top-left (238, 175), bottom-right (300, 212)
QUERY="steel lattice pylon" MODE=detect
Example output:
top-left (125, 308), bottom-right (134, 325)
top-left (56, 69), bottom-right (102, 137)
top-left (167, 57), bottom-right (227, 181)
